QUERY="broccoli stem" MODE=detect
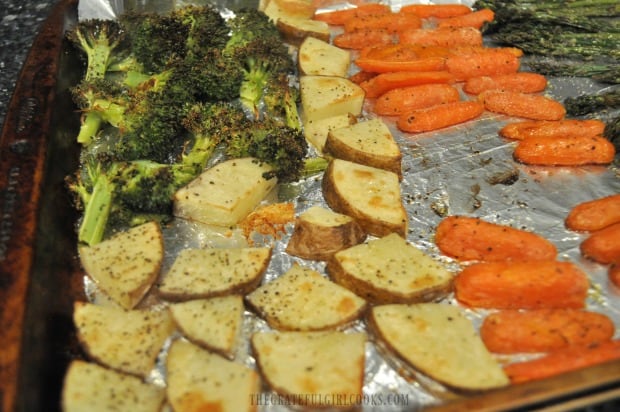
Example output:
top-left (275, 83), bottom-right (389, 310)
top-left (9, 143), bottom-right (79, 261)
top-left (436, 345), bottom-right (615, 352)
top-left (77, 112), bottom-right (103, 145)
top-left (78, 172), bottom-right (113, 245)
top-left (302, 157), bottom-right (329, 177)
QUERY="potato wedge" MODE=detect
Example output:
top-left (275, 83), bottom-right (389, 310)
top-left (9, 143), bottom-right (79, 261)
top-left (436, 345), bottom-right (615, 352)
top-left (167, 339), bottom-right (260, 412)
top-left (322, 158), bottom-right (408, 237)
top-left (252, 331), bottom-right (366, 409)
top-left (169, 295), bottom-right (244, 359)
top-left (246, 263), bottom-right (367, 330)
top-left (300, 75), bottom-right (365, 122)
top-left (324, 118), bottom-right (402, 179)
top-left (78, 221), bottom-right (163, 310)
top-left (173, 157), bottom-right (277, 227)
top-left (158, 247), bottom-right (272, 301)
top-left (277, 17), bottom-right (331, 46)
top-left (73, 302), bottom-right (175, 377)
top-left (327, 233), bottom-right (453, 304)
top-left (370, 303), bottom-right (510, 392)
top-left (303, 113), bottom-right (357, 153)
top-left (298, 36), bottom-right (351, 77)
top-left (285, 205), bottom-right (366, 260)
top-left (62, 360), bottom-right (166, 412)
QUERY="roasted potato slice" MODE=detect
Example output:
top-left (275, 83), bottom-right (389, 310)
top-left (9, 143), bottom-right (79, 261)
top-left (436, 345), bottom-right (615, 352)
top-left (158, 247), bottom-right (272, 301)
top-left (252, 331), bottom-right (366, 409)
top-left (62, 360), bottom-right (166, 412)
top-left (324, 118), bottom-right (403, 179)
top-left (327, 233), bottom-right (453, 304)
top-left (300, 75), bottom-right (365, 122)
top-left (73, 302), bottom-right (175, 377)
top-left (298, 36), bottom-right (351, 77)
top-left (167, 339), bottom-right (260, 412)
top-left (286, 205), bottom-right (366, 261)
top-left (370, 303), bottom-right (510, 392)
top-left (246, 263), bottom-right (367, 330)
top-left (169, 295), bottom-right (244, 359)
top-left (78, 221), bottom-right (163, 310)
top-left (322, 159), bottom-right (408, 237)
top-left (303, 113), bottom-right (357, 153)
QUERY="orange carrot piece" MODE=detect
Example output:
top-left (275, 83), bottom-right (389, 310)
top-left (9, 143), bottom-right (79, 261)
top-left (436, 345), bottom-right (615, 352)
top-left (480, 309), bottom-right (615, 354)
top-left (580, 222), bottom-right (620, 264)
top-left (445, 49), bottom-right (521, 81)
top-left (359, 43), bottom-right (421, 60)
top-left (513, 134), bottom-right (616, 166)
top-left (435, 215), bottom-right (558, 262)
top-left (504, 340), bottom-right (620, 384)
top-left (463, 72), bottom-right (548, 95)
top-left (373, 84), bottom-right (460, 116)
top-left (399, 26), bottom-right (483, 48)
top-left (479, 90), bottom-right (566, 121)
top-left (454, 260), bottom-right (590, 310)
top-left (360, 70), bottom-right (455, 98)
top-left (355, 56), bottom-right (446, 73)
top-left (397, 100), bottom-right (484, 133)
top-left (437, 8), bottom-right (495, 28)
top-left (399, 3), bottom-right (472, 18)
top-left (349, 70), bottom-right (377, 85)
top-left (313, 3), bottom-right (391, 25)
top-left (609, 263), bottom-right (620, 289)
top-left (499, 119), bottom-right (606, 141)
top-left (333, 28), bottom-right (394, 49)
top-left (566, 194), bottom-right (620, 232)
top-left (343, 11), bottom-right (422, 33)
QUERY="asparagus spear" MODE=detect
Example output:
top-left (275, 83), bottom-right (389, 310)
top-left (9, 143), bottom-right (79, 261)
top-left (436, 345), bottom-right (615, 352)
top-left (525, 60), bottom-right (620, 84)
top-left (564, 89), bottom-right (620, 116)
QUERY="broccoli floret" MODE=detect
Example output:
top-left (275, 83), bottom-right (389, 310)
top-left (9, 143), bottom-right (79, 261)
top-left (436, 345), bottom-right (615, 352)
top-left (263, 72), bottom-right (301, 130)
top-left (225, 117), bottom-right (309, 183)
top-left (172, 5), bottom-right (230, 59)
top-left (120, 11), bottom-right (190, 74)
top-left (66, 19), bottom-right (132, 81)
top-left (223, 9), bottom-right (296, 118)
top-left (185, 48), bottom-right (245, 102)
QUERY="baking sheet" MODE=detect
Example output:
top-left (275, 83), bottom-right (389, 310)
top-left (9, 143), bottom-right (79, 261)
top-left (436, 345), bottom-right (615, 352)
top-left (80, 0), bottom-right (620, 410)
top-left (2, 0), bottom-right (618, 410)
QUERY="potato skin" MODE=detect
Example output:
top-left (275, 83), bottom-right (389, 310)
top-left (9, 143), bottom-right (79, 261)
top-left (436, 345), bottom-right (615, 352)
top-left (286, 217), bottom-right (366, 261)
top-left (324, 132), bottom-right (403, 179)
top-left (327, 257), bottom-right (453, 305)
top-left (321, 161), bottom-right (408, 238)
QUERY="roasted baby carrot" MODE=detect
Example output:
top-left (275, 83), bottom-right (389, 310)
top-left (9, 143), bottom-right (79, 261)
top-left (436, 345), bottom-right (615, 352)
top-left (434, 215), bottom-right (558, 262)
top-left (354, 56), bottom-right (446, 73)
top-left (503, 340), bottom-right (620, 384)
top-left (513, 134), bottom-right (616, 166)
top-left (360, 70), bottom-right (455, 98)
top-left (437, 8), bottom-right (495, 29)
top-left (397, 100), bottom-right (484, 133)
top-left (499, 119), bottom-right (606, 141)
top-left (313, 3), bottom-right (391, 25)
top-left (454, 260), bottom-right (590, 310)
top-left (399, 26), bottom-right (483, 48)
top-left (343, 11), bottom-right (422, 33)
top-left (580, 222), bottom-right (620, 265)
top-left (349, 70), bottom-right (377, 85)
top-left (373, 84), bottom-right (460, 116)
top-left (480, 309), bottom-right (615, 354)
top-left (463, 72), bottom-right (548, 95)
top-left (566, 194), bottom-right (620, 232)
top-left (399, 3), bottom-right (472, 18)
top-left (445, 49), bottom-right (521, 81)
top-left (333, 28), bottom-right (394, 49)
top-left (479, 90), bottom-right (566, 121)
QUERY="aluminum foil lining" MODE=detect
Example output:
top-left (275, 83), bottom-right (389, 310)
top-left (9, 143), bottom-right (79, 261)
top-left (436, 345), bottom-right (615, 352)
top-left (76, 0), bottom-right (620, 410)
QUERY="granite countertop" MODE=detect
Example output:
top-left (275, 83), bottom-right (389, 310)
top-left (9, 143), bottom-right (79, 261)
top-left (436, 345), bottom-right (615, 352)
top-left (0, 0), bottom-right (58, 131)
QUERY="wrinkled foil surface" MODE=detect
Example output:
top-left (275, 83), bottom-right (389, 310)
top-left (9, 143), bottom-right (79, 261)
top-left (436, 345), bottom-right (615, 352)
top-left (78, 0), bottom-right (620, 410)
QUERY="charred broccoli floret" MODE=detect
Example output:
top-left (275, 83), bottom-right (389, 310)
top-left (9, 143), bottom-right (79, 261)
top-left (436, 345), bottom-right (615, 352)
top-left (65, 19), bottom-right (131, 81)
top-left (223, 8), bottom-right (296, 118)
